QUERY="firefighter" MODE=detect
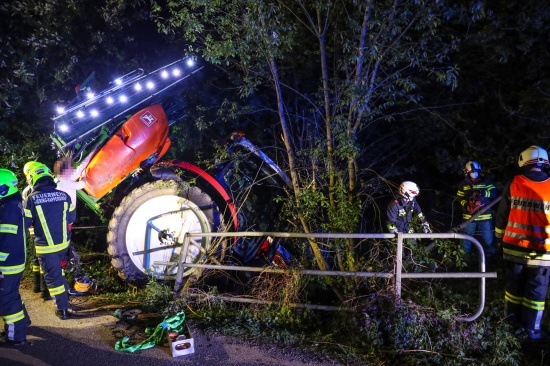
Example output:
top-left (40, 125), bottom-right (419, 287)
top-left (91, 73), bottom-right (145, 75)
top-left (495, 145), bottom-right (550, 340)
top-left (0, 169), bottom-right (31, 346)
top-left (22, 161), bottom-right (50, 299)
top-left (386, 181), bottom-right (431, 235)
top-left (24, 163), bottom-right (76, 320)
top-left (456, 161), bottom-right (498, 257)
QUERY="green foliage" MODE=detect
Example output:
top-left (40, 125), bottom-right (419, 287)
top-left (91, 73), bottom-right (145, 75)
top-left (74, 258), bottom-right (127, 294)
top-left (163, 284), bottom-right (522, 365)
top-left (135, 280), bottom-right (174, 312)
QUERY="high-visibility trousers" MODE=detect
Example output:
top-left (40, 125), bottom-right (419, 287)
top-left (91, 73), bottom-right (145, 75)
top-left (0, 272), bottom-right (29, 342)
top-left (37, 249), bottom-right (70, 311)
top-left (505, 262), bottom-right (550, 330)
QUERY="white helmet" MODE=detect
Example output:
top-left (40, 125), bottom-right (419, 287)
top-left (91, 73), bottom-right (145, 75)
top-left (399, 181), bottom-right (419, 201)
top-left (464, 161), bottom-right (482, 175)
top-left (518, 145), bottom-right (550, 168)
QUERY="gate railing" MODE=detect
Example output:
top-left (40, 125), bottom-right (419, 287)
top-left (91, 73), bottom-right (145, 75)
top-left (156, 231), bottom-right (496, 321)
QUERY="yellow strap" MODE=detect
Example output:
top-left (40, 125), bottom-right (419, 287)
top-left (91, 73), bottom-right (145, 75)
top-left (522, 298), bottom-right (545, 311)
top-left (0, 224), bottom-right (17, 234)
top-left (35, 241), bottom-right (69, 254)
top-left (2, 310), bottom-right (24, 324)
top-left (49, 284), bottom-right (66, 296)
top-left (36, 205), bottom-right (55, 246)
top-left (505, 291), bottom-right (522, 305)
top-left (0, 264), bottom-right (25, 274)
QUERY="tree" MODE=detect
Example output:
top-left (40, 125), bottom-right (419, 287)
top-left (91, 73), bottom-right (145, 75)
top-left (0, 0), bottom-right (171, 172)
top-left (152, 0), bottom-right (467, 299)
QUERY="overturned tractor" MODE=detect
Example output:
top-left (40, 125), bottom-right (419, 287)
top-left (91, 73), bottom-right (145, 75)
top-left (51, 58), bottom-right (291, 287)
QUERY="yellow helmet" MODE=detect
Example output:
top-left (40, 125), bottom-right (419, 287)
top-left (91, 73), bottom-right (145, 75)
top-left (26, 163), bottom-right (54, 186)
top-left (0, 169), bottom-right (19, 197)
top-left (23, 161), bottom-right (40, 176)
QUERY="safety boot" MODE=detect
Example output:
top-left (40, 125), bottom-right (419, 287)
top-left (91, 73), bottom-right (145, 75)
top-left (526, 329), bottom-right (548, 341)
top-left (32, 271), bottom-right (41, 293)
top-left (55, 309), bottom-right (70, 320)
top-left (40, 274), bottom-right (53, 300)
top-left (0, 337), bottom-right (27, 347)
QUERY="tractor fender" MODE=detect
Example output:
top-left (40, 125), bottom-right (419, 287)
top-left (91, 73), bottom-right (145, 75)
top-left (150, 161), bottom-right (238, 231)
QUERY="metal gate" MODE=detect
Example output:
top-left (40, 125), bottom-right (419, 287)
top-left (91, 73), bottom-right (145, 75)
top-left (157, 231), bottom-right (496, 321)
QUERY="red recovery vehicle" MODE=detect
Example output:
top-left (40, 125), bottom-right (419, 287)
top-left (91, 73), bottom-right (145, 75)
top-left (50, 58), bottom-right (291, 287)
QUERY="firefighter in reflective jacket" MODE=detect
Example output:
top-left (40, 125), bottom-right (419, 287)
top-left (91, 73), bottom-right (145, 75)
top-left (0, 169), bottom-right (31, 346)
top-left (495, 145), bottom-right (550, 340)
top-left (456, 161), bottom-right (498, 255)
top-left (387, 181), bottom-right (431, 235)
top-left (24, 163), bottom-right (76, 320)
top-left (22, 161), bottom-right (46, 297)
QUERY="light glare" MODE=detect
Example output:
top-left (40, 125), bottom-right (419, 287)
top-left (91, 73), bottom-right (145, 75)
top-left (134, 83), bottom-right (142, 91)
top-left (119, 95), bottom-right (128, 103)
top-left (172, 68), bottom-right (181, 77)
top-left (106, 96), bottom-right (114, 104)
top-left (59, 124), bottom-right (69, 132)
top-left (56, 106), bottom-right (65, 114)
top-left (161, 70), bottom-right (169, 78)
top-left (90, 109), bottom-right (99, 117)
top-left (186, 59), bottom-right (194, 67)
top-left (146, 81), bottom-right (154, 89)
top-left (115, 78), bottom-right (122, 85)
top-left (76, 110), bottom-right (85, 118)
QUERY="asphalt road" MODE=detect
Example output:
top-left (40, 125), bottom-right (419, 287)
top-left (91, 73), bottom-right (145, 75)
top-left (1, 284), bottom-right (342, 366)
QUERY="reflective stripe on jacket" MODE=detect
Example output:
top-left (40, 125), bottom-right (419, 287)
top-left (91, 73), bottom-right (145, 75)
top-left (456, 176), bottom-right (497, 221)
top-left (503, 175), bottom-right (550, 250)
top-left (24, 179), bottom-right (75, 255)
top-left (0, 192), bottom-right (28, 275)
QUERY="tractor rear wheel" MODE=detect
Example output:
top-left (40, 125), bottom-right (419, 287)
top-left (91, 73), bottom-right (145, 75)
top-left (107, 180), bottom-right (222, 287)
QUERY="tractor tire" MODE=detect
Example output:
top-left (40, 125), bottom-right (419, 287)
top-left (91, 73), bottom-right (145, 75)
top-left (107, 180), bottom-right (222, 287)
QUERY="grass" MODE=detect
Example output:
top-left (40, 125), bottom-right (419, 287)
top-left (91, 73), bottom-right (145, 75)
top-left (22, 241), bottom-right (550, 366)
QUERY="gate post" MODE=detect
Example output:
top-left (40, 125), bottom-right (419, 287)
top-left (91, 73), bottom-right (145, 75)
top-left (173, 233), bottom-right (191, 296)
top-left (395, 232), bottom-right (403, 297)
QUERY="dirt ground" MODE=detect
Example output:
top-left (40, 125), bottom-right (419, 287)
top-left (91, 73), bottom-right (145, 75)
top-left (1, 282), bottom-right (348, 366)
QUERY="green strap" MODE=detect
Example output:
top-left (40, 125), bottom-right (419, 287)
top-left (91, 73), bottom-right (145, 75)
top-left (115, 311), bottom-right (186, 353)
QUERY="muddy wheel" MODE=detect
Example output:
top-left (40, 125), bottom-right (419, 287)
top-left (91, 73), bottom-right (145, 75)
top-left (107, 180), bottom-right (222, 287)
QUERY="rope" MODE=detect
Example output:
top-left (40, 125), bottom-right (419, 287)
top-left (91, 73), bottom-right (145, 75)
top-left (115, 311), bottom-right (186, 353)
